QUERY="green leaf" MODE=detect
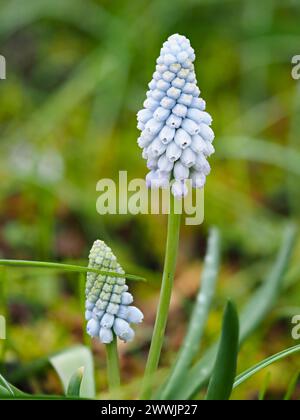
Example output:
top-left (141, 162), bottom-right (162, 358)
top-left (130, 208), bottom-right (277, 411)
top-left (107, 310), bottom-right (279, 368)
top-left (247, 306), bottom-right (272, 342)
top-left (239, 224), bottom-right (297, 339)
top-left (0, 373), bottom-right (14, 397)
top-left (169, 224), bottom-right (297, 399)
top-left (1, 394), bottom-right (89, 400)
top-left (67, 367), bottom-right (84, 397)
top-left (159, 227), bottom-right (220, 399)
top-left (218, 136), bottom-right (300, 177)
top-left (284, 371), bottom-right (299, 401)
top-left (234, 345), bottom-right (300, 389)
top-left (50, 346), bottom-right (95, 399)
top-left (258, 372), bottom-right (271, 400)
top-left (0, 372), bottom-right (27, 398)
top-left (0, 384), bottom-right (11, 397)
top-left (205, 301), bottom-right (239, 400)
top-left (0, 259), bottom-right (146, 282)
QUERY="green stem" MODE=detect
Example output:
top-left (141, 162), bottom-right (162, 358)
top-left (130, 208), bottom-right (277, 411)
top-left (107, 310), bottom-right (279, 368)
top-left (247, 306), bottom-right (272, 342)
top-left (106, 335), bottom-right (121, 392)
top-left (79, 273), bottom-right (89, 347)
top-left (140, 195), bottom-right (181, 399)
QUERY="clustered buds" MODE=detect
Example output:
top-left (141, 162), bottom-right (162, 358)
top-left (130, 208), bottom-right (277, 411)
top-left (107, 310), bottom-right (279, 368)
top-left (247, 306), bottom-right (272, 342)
top-left (85, 240), bottom-right (143, 344)
top-left (137, 34), bottom-right (215, 197)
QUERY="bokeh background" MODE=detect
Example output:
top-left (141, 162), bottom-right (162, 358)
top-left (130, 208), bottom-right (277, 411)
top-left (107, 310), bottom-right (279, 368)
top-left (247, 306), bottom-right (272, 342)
top-left (0, 0), bottom-right (300, 399)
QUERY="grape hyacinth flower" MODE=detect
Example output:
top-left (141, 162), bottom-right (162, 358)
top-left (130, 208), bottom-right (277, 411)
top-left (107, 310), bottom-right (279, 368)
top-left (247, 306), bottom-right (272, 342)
top-left (137, 34), bottom-right (215, 198)
top-left (85, 240), bottom-right (143, 344)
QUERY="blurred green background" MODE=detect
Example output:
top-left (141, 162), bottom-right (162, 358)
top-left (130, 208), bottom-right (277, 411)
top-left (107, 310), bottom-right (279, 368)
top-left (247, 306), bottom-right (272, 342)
top-left (0, 0), bottom-right (300, 399)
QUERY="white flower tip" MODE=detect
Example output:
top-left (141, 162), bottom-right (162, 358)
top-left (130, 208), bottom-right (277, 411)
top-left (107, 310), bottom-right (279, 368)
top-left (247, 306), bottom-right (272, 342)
top-left (99, 327), bottom-right (113, 344)
top-left (87, 318), bottom-right (100, 337)
top-left (121, 292), bottom-right (134, 305)
top-left (127, 306), bottom-right (144, 324)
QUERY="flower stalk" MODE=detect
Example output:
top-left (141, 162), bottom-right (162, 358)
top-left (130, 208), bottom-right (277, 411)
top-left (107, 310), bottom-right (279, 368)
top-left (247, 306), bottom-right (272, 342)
top-left (105, 334), bottom-right (121, 392)
top-left (140, 195), bottom-right (181, 399)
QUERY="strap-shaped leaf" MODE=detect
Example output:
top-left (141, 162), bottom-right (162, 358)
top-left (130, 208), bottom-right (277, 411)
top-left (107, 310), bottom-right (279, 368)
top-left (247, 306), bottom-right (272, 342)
top-left (205, 301), bottom-right (239, 400)
top-left (50, 346), bottom-right (95, 399)
top-left (284, 371), bottom-right (299, 401)
top-left (168, 224), bottom-right (296, 399)
top-left (218, 136), bottom-right (300, 176)
top-left (234, 344), bottom-right (300, 389)
top-left (258, 372), bottom-right (271, 400)
top-left (159, 227), bottom-right (220, 399)
top-left (0, 373), bottom-right (26, 398)
top-left (0, 373), bottom-right (14, 397)
top-left (67, 367), bottom-right (84, 397)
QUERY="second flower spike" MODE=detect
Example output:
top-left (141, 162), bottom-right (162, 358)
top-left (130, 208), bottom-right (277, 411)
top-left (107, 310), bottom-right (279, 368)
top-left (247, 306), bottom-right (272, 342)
top-left (85, 240), bottom-right (143, 344)
top-left (137, 34), bottom-right (215, 197)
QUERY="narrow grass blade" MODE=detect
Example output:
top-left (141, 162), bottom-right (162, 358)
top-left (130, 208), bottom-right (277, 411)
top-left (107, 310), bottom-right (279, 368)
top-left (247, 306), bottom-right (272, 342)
top-left (0, 373), bottom-right (26, 397)
top-left (239, 224), bottom-right (297, 339)
top-left (0, 259), bottom-right (146, 282)
top-left (169, 224), bottom-right (297, 399)
top-left (67, 367), bottom-right (84, 397)
top-left (284, 372), bottom-right (299, 400)
top-left (258, 372), bottom-right (271, 400)
top-left (234, 345), bottom-right (300, 388)
top-left (0, 373), bottom-right (14, 397)
top-left (159, 228), bottom-right (220, 399)
top-left (0, 384), bottom-right (11, 397)
top-left (218, 136), bottom-right (300, 177)
top-left (205, 301), bottom-right (239, 400)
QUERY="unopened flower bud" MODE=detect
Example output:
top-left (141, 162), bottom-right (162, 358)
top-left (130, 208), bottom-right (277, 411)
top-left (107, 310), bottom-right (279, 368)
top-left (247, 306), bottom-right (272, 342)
top-left (181, 118), bottom-right (199, 135)
top-left (99, 327), bottom-right (113, 344)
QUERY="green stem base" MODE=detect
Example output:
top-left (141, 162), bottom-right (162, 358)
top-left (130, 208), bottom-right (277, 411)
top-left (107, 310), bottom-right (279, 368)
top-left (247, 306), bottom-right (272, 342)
top-left (106, 335), bottom-right (121, 392)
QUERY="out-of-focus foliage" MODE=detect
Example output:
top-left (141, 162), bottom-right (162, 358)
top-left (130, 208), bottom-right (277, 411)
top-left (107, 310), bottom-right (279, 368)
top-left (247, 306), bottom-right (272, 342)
top-left (0, 0), bottom-right (300, 399)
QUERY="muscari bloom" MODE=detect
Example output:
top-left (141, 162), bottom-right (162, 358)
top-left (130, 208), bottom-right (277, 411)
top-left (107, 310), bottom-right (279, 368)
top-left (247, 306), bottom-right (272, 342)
top-left (85, 240), bottom-right (143, 344)
top-left (137, 34), bottom-right (215, 198)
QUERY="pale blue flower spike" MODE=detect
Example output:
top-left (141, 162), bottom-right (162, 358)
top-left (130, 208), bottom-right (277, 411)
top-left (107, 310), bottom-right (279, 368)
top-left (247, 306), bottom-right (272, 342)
top-left (137, 34), bottom-right (215, 197)
top-left (85, 240), bottom-right (143, 343)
